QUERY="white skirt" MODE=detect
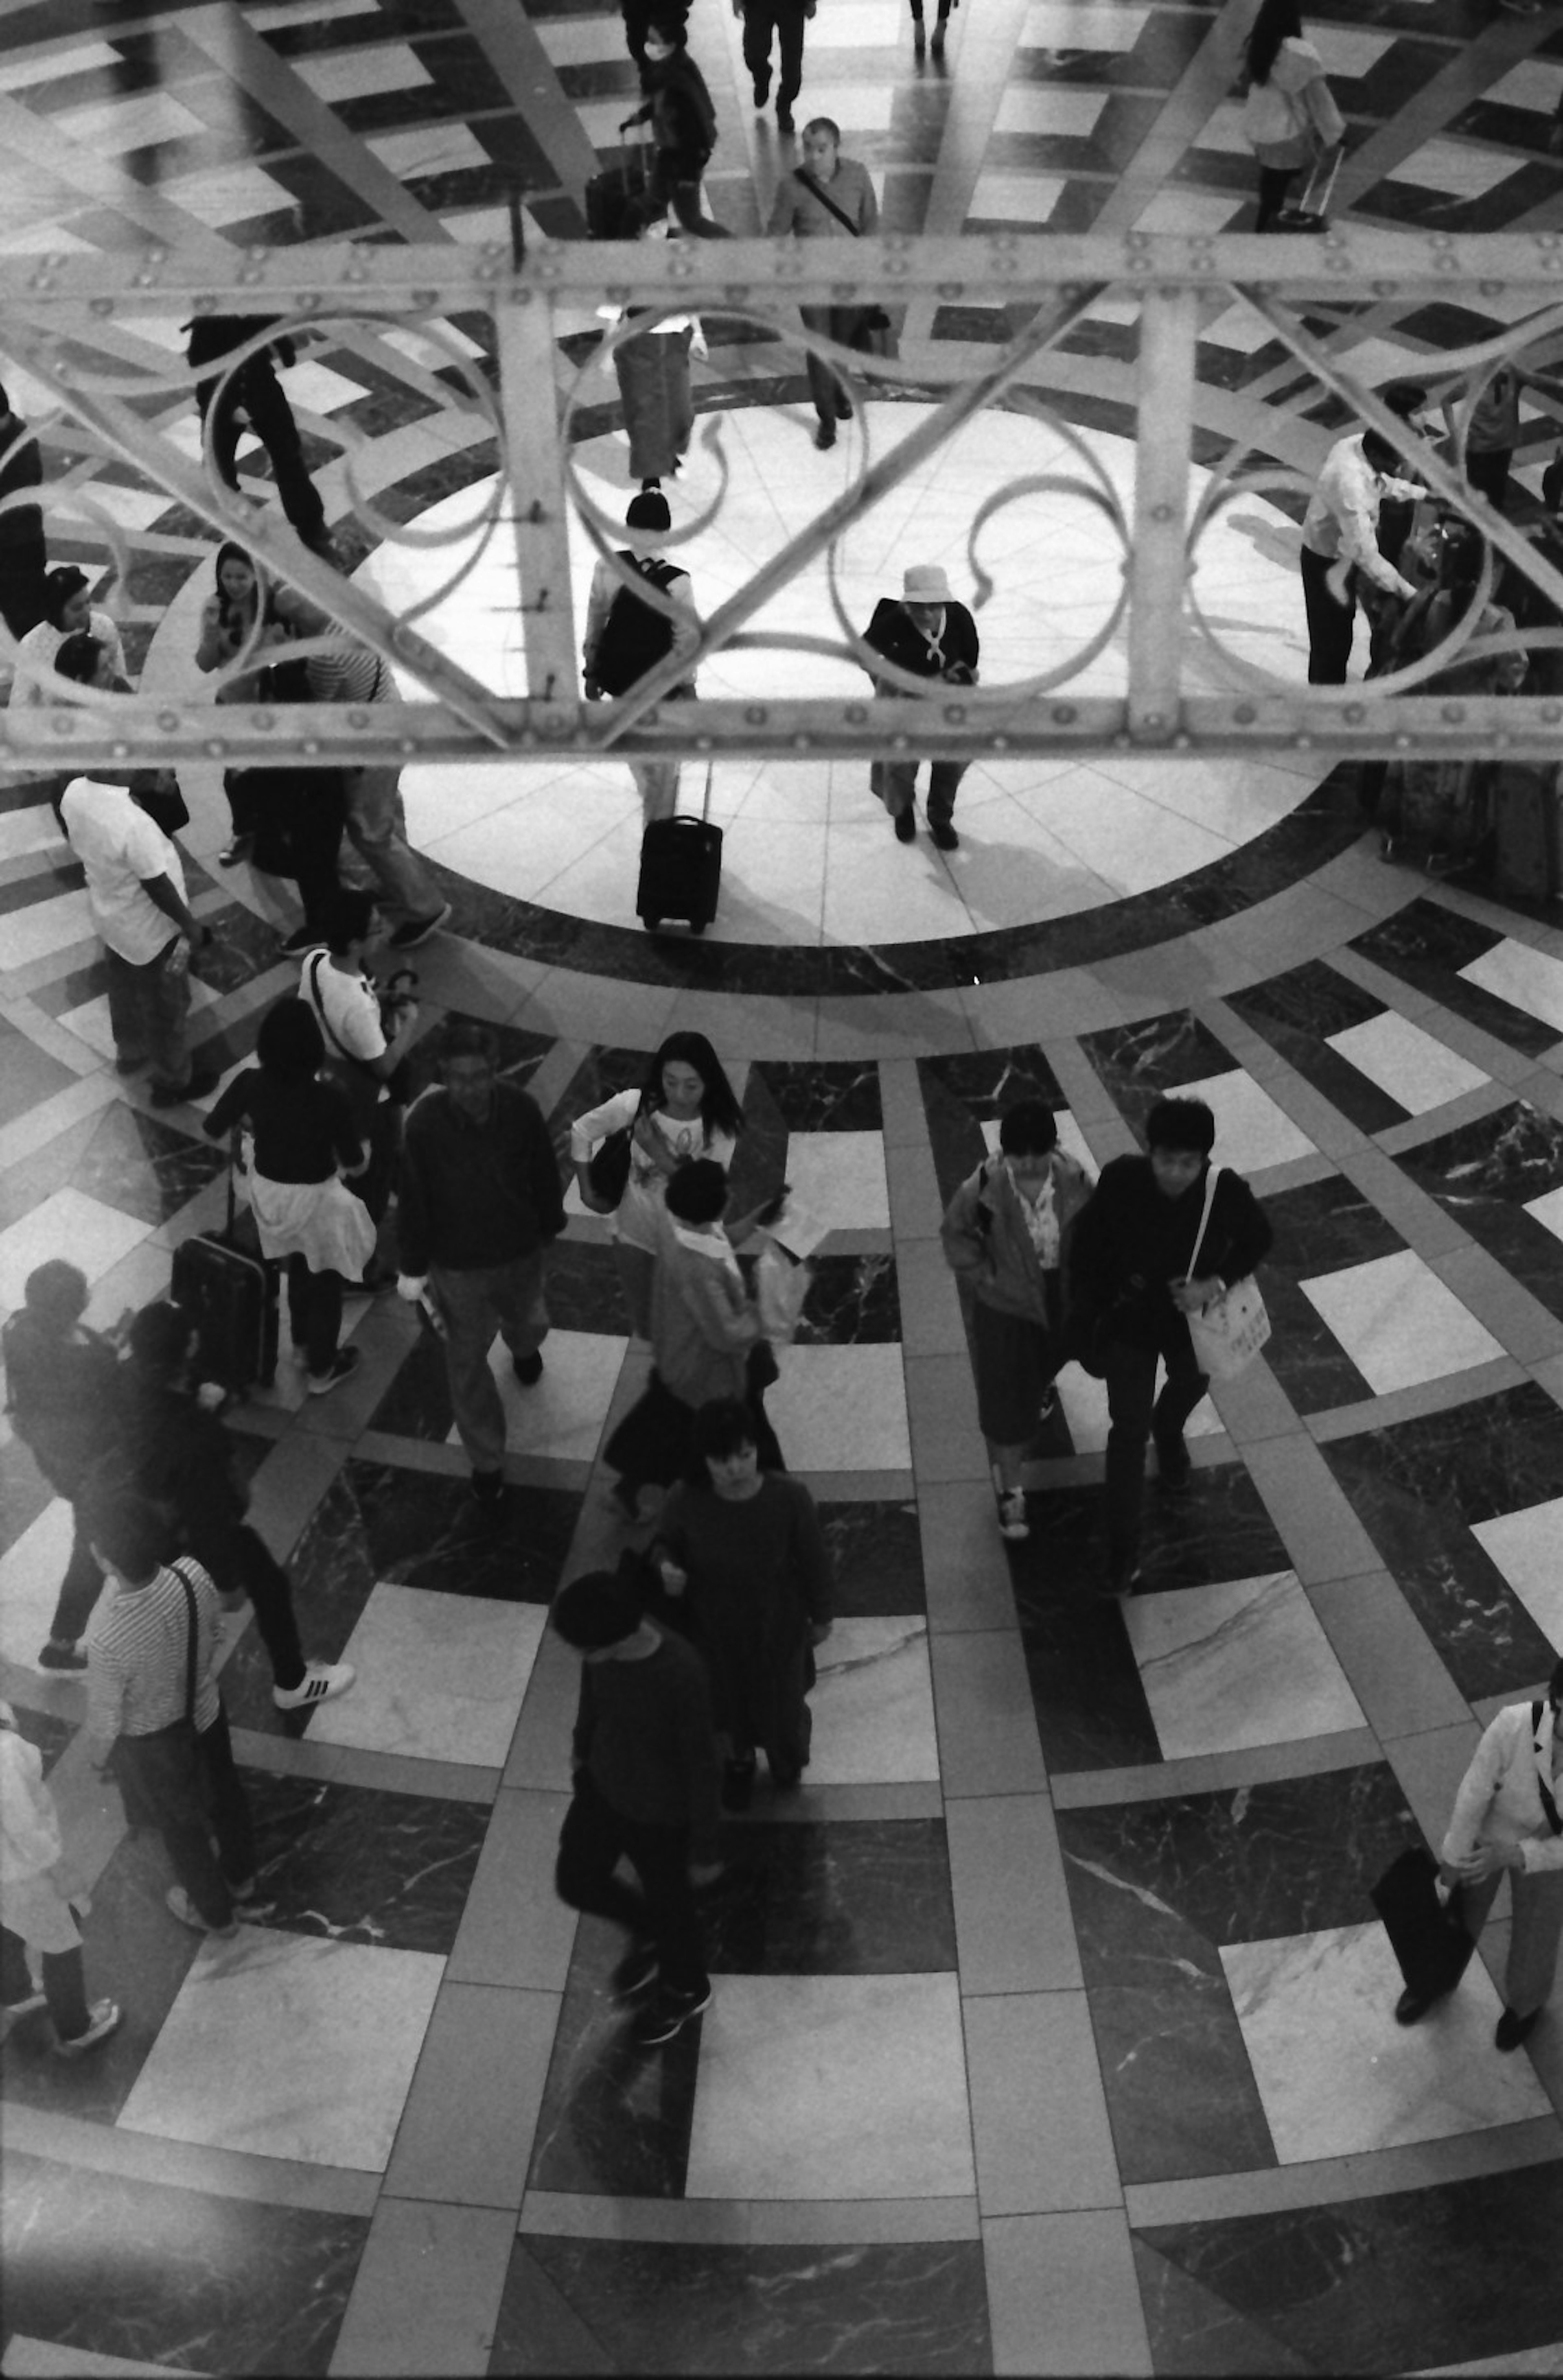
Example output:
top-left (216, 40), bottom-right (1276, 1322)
top-left (249, 1169), bottom-right (375, 1278)
top-left (0, 1871), bottom-right (83, 1956)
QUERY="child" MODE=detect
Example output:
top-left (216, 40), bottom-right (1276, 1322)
top-left (0, 1702), bottom-right (121, 2056)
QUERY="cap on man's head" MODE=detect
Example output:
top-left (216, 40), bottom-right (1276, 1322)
top-left (626, 490), bottom-right (672, 534)
top-left (902, 564), bottom-right (951, 604)
top-left (1379, 382), bottom-right (1427, 420)
top-left (551, 1569), bottom-right (642, 1651)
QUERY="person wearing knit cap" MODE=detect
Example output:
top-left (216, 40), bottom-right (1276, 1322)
top-left (551, 1568), bottom-right (724, 2047)
top-left (582, 490), bottom-right (701, 832)
top-left (861, 563), bottom-right (980, 850)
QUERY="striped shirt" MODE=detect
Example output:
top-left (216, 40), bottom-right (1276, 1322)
top-left (86, 1559), bottom-right (222, 1742)
top-left (305, 641), bottom-right (388, 704)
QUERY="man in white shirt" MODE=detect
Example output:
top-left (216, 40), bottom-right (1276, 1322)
top-left (59, 771), bottom-right (217, 1107)
top-left (298, 888), bottom-right (418, 1228)
top-left (1299, 426), bottom-right (1424, 684)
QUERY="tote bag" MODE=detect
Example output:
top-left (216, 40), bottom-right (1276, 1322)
top-left (1186, 1167), bottom-right (1272, 1380)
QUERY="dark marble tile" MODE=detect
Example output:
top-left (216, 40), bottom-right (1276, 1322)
top-left (1079, 1012), bottom-right (1237, 1141)
top-left (0, 2148), bottom-right (366, 2377)
top-left (1257, 1176), bottom-right (1407, 1416)
top-left (1137, 2158), bottom-right (1563, 2380)
top-left (403, 1013), bottom-right (555, 1105)
top-left (819, 1499), bottom-right (924, 1617)
top-left (1019, 1596), bottom-right (1160, 1775)
top-left (750, 1061), bottom-right (882, 1133)
top-left (492, 2233), bottom-right (992, 2378)
top-left (528, 1912), bottom-right (702, 2198)
top-left (0, 1439), bottom-right (55, 1561)
top-left (1320, 1382), bottom-right (1563, 1702)
top-left (1009, 1462), bottom-right (1292, 1604)
top-left (705, 1819), bottom-right (955, 1974)
top-left (1393, 1099), bottom-right (1563, 1326)
top-left (0, 856), bottom-right (83, 918)
top-left (366, 1319), bottom-right (460, 1444)
top-left (917, 1046), bottom-right (1067, 1205)
top-left (1057, 1765), bottom-right (1423, 2184)
top-left (1349, 900), bottom-right (1563, 1061)
top-left (542, 1238), bottom-right (634, 1336)
top-left (1224, 961), bottom-right (1409, 1136)
top-left (245, 1767), bottom-right (485, 1954)
top-left (793, 1252), bottom-right (900, 1346)
top-left (0, 1097), bottom-right (215, 1232)
top-left (188, 901), bottom-right (292, 998)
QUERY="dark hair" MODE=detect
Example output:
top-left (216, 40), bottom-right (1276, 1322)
top-left (663, 1157), bottom-right (729, 1225)
top-left (690, 1397), bottom-right (758, 1466)
top-left (83, 1493), bottom-right (170, 1584)
top-left (551, 1568), bottom-right (641, 1650)
top-left (1361, 428), bottom-right (1401, 474)
top-left (998, 1100), bottom-right (1059, 1158)
top-left (626, 490), bottom-right (671, 533)
top-left (1244, 0), bottom-right (1302, 90)
top-left (439, 1016), bottom-right (497, 1067)
top-left (323, 889), bottom-right (378, 954)
top-left (41, 566), bottom-right (90, 629)
top-left (803, 117), bottom-right (841, 144)
top-left (54, 631), bottom-right (104, 687)
top-left (127, 1300), bottom-right (196, 1378)
top-left (641, 1031), bottom-right (744, 1141)
top-left (1145, 1097), bottom-right (1215, 1158)
top-left (215, 541), bottom-right (260, 630)
top-left (23, 1260), bottom-right (89, 1328)
top-left (256, 994), bottom-right (325, 1082)
top-left (1379, 383), bottom-right (1427, 420)
top-left (1550, 1656), bottom-right (1563, 1708)
top-left (646, 16), bottom-right (687, 46)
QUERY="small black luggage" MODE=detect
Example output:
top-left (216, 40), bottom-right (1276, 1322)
top-left (586, 136), bottom-right (649, 240)
top-left (637, 763), bottom-right (721, 935)
top-left (169, 1141), bottom-right (279, 1396)
top-left (1369, 1845), bottom-right (1475, 2007)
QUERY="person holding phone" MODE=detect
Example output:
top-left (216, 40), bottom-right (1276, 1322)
top-left (861, 563), bottom-right (979, 850)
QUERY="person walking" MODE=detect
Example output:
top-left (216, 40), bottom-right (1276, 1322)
top-left (550, 1565), bottom-right (723, 2047)
top-left (81, 1495), bottom-right (263, 1941)
top-left (0, 382), bottom-right (48, 645)
top-left (621, 20), bottom-right (727, 238)
top-left (582, 490), bottom-right (700, 828)
top-left (113, 1303), bottom-right (355, 1714)
top-left (736, 0), bottom-right (813, 132)
top-left (604, 205), bottom-right (699, 493)
top-left (1, 1700), bottom-right (122, 2058)
top-left (58, 769), bottom-right (218, 1108)
top-left (862, 563), bottom-right (979, 848)
top-left (1066, 1097), bottom-right (1272, 1595)
top-left (1459, 359), bottom-right (1563, 515)
top-left (1394, 1656), bottom-right (1563, 2055)
top-left (907, 0), bottom-right (954, 61)
top-left (569, 1029), bottom-right (743, 1338)
top-left (1240, 0), bottom-right (1344, 233)
top-left (183, 314), bottom-right (331, 555)
top-left (767, 117), bottom-right (879, 450)
top-left (8, 566), bottom-right (126, 708)
top-left (1298, 426), bottom-right (1424, 684)
top-left (2, 1262), bottom-right (125, 1672)
top-left (939, 1101), bottom-right (1094, 1543)
top-left (203, 998), bottom-right (375, 1396)
top-left (395, 1019), bottom-right (567, 1506)
top-left (298, 889), bottom-right (418, 1248)
top-left (652, 1397), bottom-right (832, 1807)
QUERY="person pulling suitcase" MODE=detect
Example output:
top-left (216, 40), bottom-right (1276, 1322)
top-left (582, 489), bottom-right (700, 833)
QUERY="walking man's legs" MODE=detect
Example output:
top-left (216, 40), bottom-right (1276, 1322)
top-left (925, 759), bottom-right (968, 832)
top-left (429, 1263), bottom-right (508, 1475)
top-left (238, 362), bottom-right (329, 551)
top-left (630, 757), bottom-right (682, 827)
top-left (1300, 547), bottom-right (1357, 684)
top-left (488, 1250), bottom-right (550, 1368)
top-left (341, 765), bottom-right (445, 928)
top-left (1100, 1338), bottom-right (1159, 1583)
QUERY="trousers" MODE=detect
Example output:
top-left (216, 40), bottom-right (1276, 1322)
top-left (1099, 1324), bottom-right (1208, 1563)
top-left (190, 1519), bottom-right (306, 1695)
top-left (876, 756), bottom-right (968, 828)
top-left (1, 1926), bottom-right (90, 2040)
top-left (1462, 1863), bottom-right (1563, 2019)
top-left (103, 941), bottom-right (192, 1090)
top-left (429, 1250), bottom-right (550, 1473)
top-left (341, 765), bottom-right (442, 924)
top-left (287, 1254), bottom-right (344, 1379)
top-left (555, 1769), bottom-right (709, 1999)
top-left (799, 305), bottom-right (861, 430)
top-left (50, 1504), bottom-right (107, 1646)
top-left (112, 1705), bottom-right (256, 1930)
top-left (630, 758), bottom-right (681, 827)
top-left (1300, 545), bottom-right (1359, 684)
top-left (197, 358), bottom-right (328, 550)
top-left (741, 0), bottom-right (808, 106)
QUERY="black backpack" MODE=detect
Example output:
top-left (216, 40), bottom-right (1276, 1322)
top-left (591, 555), bottom-right (685, 695)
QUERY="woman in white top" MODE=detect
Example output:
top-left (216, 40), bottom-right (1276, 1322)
top-left (8, 566), bottom-right (127, 707)
top-left (1241, 0), bottom-right (1344, 233)
top-left (569, 1029), bottom-right (743, 1338)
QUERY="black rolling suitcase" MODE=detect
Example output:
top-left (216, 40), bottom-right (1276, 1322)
top-left (1489, 761), bottom-right (1561, 898)
top-left (1369, 1845), bottom-right (1475, 2006)
top-left (637, 763), bottom-right (721, 935)
top-left (169, 1136), bottom-right (280, 1396)
top-left (587, 133), bottom-right (649, 240)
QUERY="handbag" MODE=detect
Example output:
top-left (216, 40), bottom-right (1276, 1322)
top-left (584, 1125), bottom-right (635, 1214)
top-left (1184, 1167), bottom-right (1271, 1380)
top-left (1370, 1845), bottom-right (1474, 2005)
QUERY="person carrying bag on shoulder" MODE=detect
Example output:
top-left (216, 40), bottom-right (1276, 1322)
top-left (1241, 0), bottom-right (1345, 232)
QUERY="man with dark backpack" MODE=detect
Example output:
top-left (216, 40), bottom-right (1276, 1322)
top-left (582, 490), bottom-right (700, 828)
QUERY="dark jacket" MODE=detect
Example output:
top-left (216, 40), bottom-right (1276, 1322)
top-left (863, 597), bottom-right (980, 689)
top-left (1, 1314), bottom-right (123, 1497)
top-left (571, 1627), bottom-right (722, 1860)
top-left (112, 1365), bottom-right (249, 1566)
top-left (628, 52), bottom-right (718, 164)
top-left (1067, 1154), bottom-right (1272, 1348)
top-left (397, 1080), bottom-right (566, 1274)
top-left (184, 314), bottom-right (297, 378)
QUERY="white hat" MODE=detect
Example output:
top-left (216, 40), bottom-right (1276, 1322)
top-left (902, 564), bottom-right (950, 603)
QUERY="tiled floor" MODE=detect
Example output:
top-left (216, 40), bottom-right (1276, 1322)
top-left (3, 0), bottom-right (1563, 2374)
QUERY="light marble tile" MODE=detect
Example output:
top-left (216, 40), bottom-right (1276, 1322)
top-left (1300, 1248), bottom-right (1505, 1394)
top-left (791, 82), bottom-right (896, 131)
top-left (779, 1129), bottom-right (889, 1233)
top-left (0, 45), bottom-right (121, 92)
top-left (1485, 61), bottom-right (1563, 116)
top-left (1222, 1921), bottom-right (1551, 2165)
top-left (1052, 1362), bottom-right (1220, 1455)
top-left (1125, 1571), bottom-right (1364, 1762)
top-left (305, 1584), bottom-right (545, 1766)
top-left (1469, 1497), bottom-right (1563, 1646)
top-left (1524, 1183), bottom-right (1563, 1247)
top-left (766, 1342), bottom-right (910, 1470)
top-left (1386, 140), bottom-right (1525, 201)
top-left (1325, 1010), bottom-right (1490, 1115)
top-left (806, 0), bottom-right (903, 44)
top-left (1178, 1070), bottom-right (1317, 1173)
top-left (440, 1329), bottom-right (628, 1465)
top-left (53, 92), bottom-right (207, 153)
top-left (292, 42), bottom-right (433, 101)
top-left (0, 1186), bottom-right (151, 1310)
top-left (116, 1928), bottom-right (444, 2172)
top-left (0, 2341), bottom-right (193, 2378)
top-left (1458, 940), bottom-right (1563, 1039)
top-left (159, 166), bottom-right (293, 229)
top-left (0, 1499), bottom-right (80, 1671)
top-left (2, 889), bottom-right (94, 968)
top-left (808, 1617), bottom-right (938, 1783)
top-left (365, 125), bottom-right (490, 181)
top-left (685, 1972), bottom-right (975, 2199)
top-left (1132, 188), bottom-right (1246, 234)
top-left (993, 85), bottom-right (1109, 136)
top-left (280, 359), bottom-right (377, 415)
top-left (968, 174), bottom-right (1065, 223)
top-left (1020, 3), bottom-right (1150, 50)
top-left (534, 14), bottom-right (630, 66)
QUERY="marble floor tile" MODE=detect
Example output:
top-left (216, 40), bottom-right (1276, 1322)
top-left (766, 1344), bottom-right (911, 1471)
top-left (1125, 1571), bottom-right (1364, 1762)
top-left (777, 1129), bottom-right (890, 1233)
top-left (1469, 1497), bottom-right (1563, 1647)
top-left (1325, 1009), bottom-right (1490, 1117)
top-left (1178, 1070), bottom-right (1318, 1174)
top-left (1458, 939), bottom-right (1563, 1039)
top-left (1053, 1361), bottom-right (1220, 1458)
top-left (993, 85), bottom-right (1109, 137)
top-left (304, 1582), bottom-right (547, 1767)
top-left (1221, 1921), bottom-right (1552, 2166)
top-left (684, 1972), bottom-right (975, 2201)
top-left (116, 1926), bottom-right (445, 2172)
top-left (807, 1617), bottom-right (939, 1784)
top-left (441, 1329), bottom-right (629, 1466)
top-left (0, 1498), bottom-right (76, 1671)
top-left (707, 1819), bottom-right (957, 1974)
top-left (0, 1184), bottom-right (151, 1308)
top-left (1299, 1248), bottom-right (1505, 1394)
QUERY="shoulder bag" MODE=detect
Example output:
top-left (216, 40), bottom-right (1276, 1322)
top-left (1184, 1167), bottom-right (1271, 1380)
top-left (793, 169), bottom-right (897, 357)
top-left (584, 1119), bottom-right (636, 1213)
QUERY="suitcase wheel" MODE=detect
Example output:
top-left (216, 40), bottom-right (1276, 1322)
top-left (690, 919), bottom-right (707, 937)
top-left (639, 913), bottom-right (661, 932)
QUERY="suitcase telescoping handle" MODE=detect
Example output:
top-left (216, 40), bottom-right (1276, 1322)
top-left (226, 1124), bottom-right (240, 1240)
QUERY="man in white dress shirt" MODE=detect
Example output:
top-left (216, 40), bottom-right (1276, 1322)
top-left (1298, 426), bottom-right (1424, 684)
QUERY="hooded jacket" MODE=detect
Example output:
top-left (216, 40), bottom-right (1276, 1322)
top-left (941, 1151), bottom-right (1094, 1322)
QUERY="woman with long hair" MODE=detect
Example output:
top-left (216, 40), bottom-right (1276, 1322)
top-left (195, 542), bottom-right (308, 867)
top-left (1241, 0), bottom-right (1344, 233)
top-left (570, 1029), bottom-right (744, 1336)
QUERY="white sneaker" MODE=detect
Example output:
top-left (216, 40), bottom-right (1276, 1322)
top-left (998, 1490), bottom-right (1030, 1541)
top-left (166, 1886), bottom-right (238, 1939)
top-left (2, 1990), bottom-right (48, 2041)
top-left (53, 1998), bottom-right (123, 2057)
top-left (274, 1661), bottom-right (355, 1711)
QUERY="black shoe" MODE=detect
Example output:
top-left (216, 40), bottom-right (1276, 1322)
top-left (893, 808), bottom-right (917, 843)
top-left (306, 1345), bottom-right (361, 1396)
top-left (389, 903), bottom-right (452, 952)
top-left (1103, 1553), bottom-right (1143, 1598)
top-left (278, 924), bottom-right (322, 958)
top-left (776, 105), bottom-right (794, 132)
top-left (930, 22), bottom-right (946, 55)
top-left (1394, 1987), bottom-right (1435, 2026)
top-left (512, 1350), bottom-right (543, 1386)
top-left (635, 1982), bottom-right (712, 2046)
top-left (722, 1754), bottom-right (757, 1812)
top-left (611, 1941), bottom-right (659, 2002)
top-left (834, 395), bottom-right (853, 421)
top-left (640, 477), bottom-right (661, 493)
top-left (1155, 1441), bottom-right (1192, 1492)
top-left (38, 1639), bottom-right (88, 1672)
top-left (913, 20), bottom-right (926, 53)
top-left (752, 75), bottom-right (769, 107)
top-left (470, 1469), bottom-right (506, 1507)
top-left (149, 1069), bottom-right (219, 1108)
top-left (813, 422), bottom-right (836, 451)
top-left (1495, 2006), bottom-right (1540, 2053)
top-left (928, 819), bottom-right (959, 851)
